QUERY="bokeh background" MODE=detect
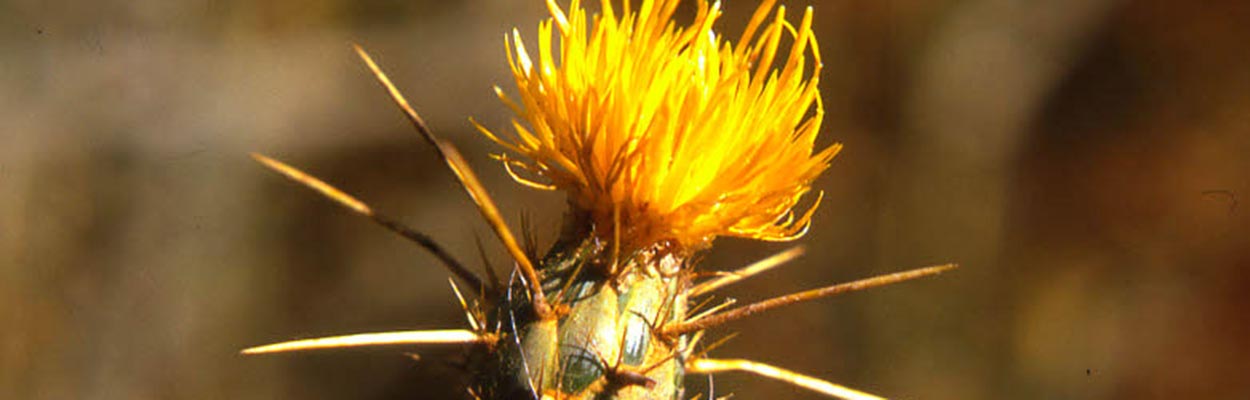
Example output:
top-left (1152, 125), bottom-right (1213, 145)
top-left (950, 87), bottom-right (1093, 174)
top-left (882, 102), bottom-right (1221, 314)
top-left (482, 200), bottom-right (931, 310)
top-left (3, 0), bottom-right (1248, 399)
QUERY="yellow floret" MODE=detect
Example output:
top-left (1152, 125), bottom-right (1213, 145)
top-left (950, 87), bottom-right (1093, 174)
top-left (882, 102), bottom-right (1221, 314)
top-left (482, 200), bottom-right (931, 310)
top-left (476, 0), bottom-right (840, 250)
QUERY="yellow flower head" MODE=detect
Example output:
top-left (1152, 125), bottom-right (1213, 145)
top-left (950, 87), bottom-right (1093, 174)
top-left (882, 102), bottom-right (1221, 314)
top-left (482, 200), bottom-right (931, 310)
top-left (477, 0), bottom-right (840, 251)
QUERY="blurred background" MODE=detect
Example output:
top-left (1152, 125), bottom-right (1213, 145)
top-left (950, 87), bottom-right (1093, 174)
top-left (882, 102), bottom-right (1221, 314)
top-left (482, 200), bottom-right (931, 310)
top-left (2, 0), bottom-right (1247, 399)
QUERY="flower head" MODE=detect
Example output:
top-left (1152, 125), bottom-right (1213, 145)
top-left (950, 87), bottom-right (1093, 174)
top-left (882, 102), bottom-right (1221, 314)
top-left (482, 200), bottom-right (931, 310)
top-left (478, 0), bottom-right (840, 251)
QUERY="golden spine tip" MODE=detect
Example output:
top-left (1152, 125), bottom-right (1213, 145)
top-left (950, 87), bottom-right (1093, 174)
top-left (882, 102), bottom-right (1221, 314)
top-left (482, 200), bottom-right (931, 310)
top-left (250, 152), bottom-right (372, 215)
top-left (252, 150), bottom-right (487, 293)
top-left (687, 358), bottom-right (887, 400)
top-left (350, 44), bottom-right (552, 319)
top-left (663, 263), bottom-right (959, 336)
top-left (690, 246), bottom-right (806, 297)
top-left (240, 329), bottom-right (489, 355)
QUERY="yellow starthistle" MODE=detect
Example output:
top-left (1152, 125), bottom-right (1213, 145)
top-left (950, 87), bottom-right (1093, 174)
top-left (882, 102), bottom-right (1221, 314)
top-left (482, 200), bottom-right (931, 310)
top-left (246, 3), bottom-right (956, 399)
top-left (478, 0), bottom-right (840, 251)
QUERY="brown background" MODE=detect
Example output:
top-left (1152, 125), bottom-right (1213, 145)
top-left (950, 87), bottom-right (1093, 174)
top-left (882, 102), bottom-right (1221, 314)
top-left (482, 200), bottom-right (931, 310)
top-left (3, 0), bottom-right (1248, 399)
